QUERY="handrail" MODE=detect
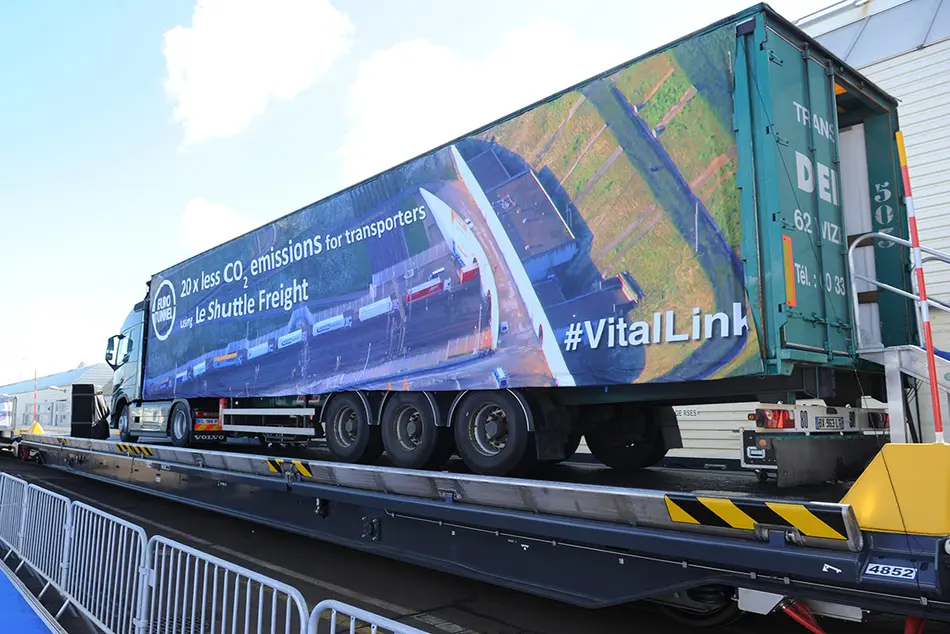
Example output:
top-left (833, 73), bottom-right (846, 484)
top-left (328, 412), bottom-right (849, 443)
top-left (847, 229), bottom-right (950, 442)
top-left (847, 231), bottom-right (950, 353)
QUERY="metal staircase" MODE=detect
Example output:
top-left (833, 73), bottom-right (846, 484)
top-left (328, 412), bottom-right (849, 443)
top-left (848, 231), bottom-right (950, 443)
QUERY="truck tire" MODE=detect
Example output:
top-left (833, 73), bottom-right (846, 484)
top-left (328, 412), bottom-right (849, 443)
top-left (117, 403), bottom-right (137, 443)
top-left (452, 390), bottom-right (532, 476)
top-left (325, 393), bottom-right (383, 465)
top-left (585, 405), bottom-right (668, 471)
top-left (169, 402), bottom-right (193, 448)
top-left (380, 393), bottom-right (454, 470)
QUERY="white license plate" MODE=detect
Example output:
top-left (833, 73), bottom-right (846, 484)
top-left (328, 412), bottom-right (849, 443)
top-left (864, 563), bottom-right (917, 580)
top-left (815, 416), bottom-right (844, 430)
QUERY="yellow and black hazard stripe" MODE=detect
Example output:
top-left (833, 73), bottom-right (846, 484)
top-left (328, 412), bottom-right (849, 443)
top-left (115, 443), bottom-right (154, 457)
top-left (664, 493), bottom-right (848, 541)
top-left (265, 458), bottom-right (284, 473)
top-left (291, 460), bottom-right (312, 478)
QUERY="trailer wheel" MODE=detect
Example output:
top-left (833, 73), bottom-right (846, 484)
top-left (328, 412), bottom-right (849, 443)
top-left (585, 405), bottom-right (668, 471)
top-left (380, 393), bottom-right (454, 470)
top-left (117, 403), bottom-right (137, 443)
top-left (325, 393), bottom-right (383, 465)
top-left (453, 390), bottom-right (531, 476)
top-left (169, 402), bottom-right (193, 448)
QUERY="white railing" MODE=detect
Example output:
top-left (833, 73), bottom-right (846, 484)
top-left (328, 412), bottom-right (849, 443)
top-left (0, 472), bottom-right (27, 555)
top-left (0, 473), bottom-right (420, 634)
top-left (308, 599), bottom-right (428, 634)
top-left (16, 484), bottom-right (72, 597)
top-left (143, 537), bottom-right (309, 634)
top-left (63, 502), bottom-right (148, 634)
top-left (847, 231), bottom-right (950, 352)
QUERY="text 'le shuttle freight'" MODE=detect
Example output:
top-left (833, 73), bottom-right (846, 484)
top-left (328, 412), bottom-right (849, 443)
top-left (562, 303), bottom-right (749, 352)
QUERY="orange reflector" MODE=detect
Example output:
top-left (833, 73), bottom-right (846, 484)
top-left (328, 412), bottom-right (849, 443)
top-left (782, 235), bottom-right (797, 308)
top-left (834, 83), bottom-right (846, 95)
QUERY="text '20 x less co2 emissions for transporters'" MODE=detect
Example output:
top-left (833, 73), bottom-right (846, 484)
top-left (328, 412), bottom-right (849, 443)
top-left (151, 205), bottom-right (429, 341)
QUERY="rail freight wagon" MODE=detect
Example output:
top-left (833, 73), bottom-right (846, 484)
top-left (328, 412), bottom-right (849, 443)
top-left (104, 3), bottom-right (922, 480)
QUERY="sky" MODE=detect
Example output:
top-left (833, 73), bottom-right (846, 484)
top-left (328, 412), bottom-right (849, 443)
top-left (0, 0), bottom-right (839, 385)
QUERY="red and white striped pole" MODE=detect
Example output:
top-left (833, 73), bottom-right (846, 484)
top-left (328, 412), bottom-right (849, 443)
top-left (897, 131), bottom-right (944, 442)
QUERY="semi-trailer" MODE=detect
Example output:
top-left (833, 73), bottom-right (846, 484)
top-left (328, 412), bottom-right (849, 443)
top-left (27, 3), bottom-right (950, 630)
top-left (105, 1), bottom-right (933, 487)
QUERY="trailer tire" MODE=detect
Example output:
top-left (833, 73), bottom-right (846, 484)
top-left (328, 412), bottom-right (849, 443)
top-left (453, 390), bottom-right (531, 476)
top-left (585, 405), bottom-right (668, 471)
top-left (325, 393), bottom-right (383, 465)
top-left (117, 403), bottom-right (137, 443)
top-left (380, 393), bottom-right (454, 470)
top-left (169, 402), bottom-right (193, 448)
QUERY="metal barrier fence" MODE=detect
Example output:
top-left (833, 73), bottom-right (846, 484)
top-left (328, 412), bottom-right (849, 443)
top-left (308, 599), bottom-right (428, 634)
top-left (143, 536), bottom-right (310, 634)
top-left (63, 501), bottom-right (148, 634)
top-left (0, 473), bottom-right (426, 634)
top-left (0, 472), bottom-right (27, 555)
top-left (16, 483), bottom-right (72, 596)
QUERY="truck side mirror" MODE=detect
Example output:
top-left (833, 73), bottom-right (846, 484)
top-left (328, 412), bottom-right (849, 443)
top-left (104, 335), bottom-right (123, 370)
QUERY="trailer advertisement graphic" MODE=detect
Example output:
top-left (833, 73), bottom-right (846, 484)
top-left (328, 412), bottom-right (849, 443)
top-left (143, 23), bottom-right (762, 400)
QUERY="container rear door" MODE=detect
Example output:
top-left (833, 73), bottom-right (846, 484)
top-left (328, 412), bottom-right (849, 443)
top-left (839, 123), bottom-right (882, 349)
top-left (767, 32), bottom-right (852, 359)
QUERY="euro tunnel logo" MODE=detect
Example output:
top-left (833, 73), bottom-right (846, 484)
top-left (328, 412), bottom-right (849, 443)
top-left (151, 279), bottom-right (176, 341)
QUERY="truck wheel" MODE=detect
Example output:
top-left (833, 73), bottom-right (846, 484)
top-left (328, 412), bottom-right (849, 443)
top-left (453, 390), bottom-right (531, 476)
top-left (380, 393), bottom-right (454, 470)
top-left (169, 402), bottom-right (193, 448)
top-left (585, 405), bottom-right (667, 471)
top-left (325, 393), bottom-right (383, 465)
top-left (117, 404), bottom-right (137, 443)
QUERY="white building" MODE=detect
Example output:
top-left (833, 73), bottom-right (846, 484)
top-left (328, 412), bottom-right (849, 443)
top-left (0, 364), bottom-right (113, 432)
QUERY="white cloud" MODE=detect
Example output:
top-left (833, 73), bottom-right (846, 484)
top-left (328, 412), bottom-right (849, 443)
top-left (163, 0), bottom-right (354, 146)
top-left (178, 197), bottom-right (259, 254)
top-left (338, 19), bottom-right (628, 186)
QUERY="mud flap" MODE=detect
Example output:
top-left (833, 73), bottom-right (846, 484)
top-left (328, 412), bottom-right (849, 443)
top-left (770, 435), bottom-right (884, 487)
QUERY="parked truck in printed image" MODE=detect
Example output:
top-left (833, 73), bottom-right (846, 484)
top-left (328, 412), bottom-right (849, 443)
top-left (104, 3), bottom-right (921, 484)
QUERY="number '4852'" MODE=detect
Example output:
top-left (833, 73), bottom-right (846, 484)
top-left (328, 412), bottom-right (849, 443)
top-left (865, 563), bottom-right (916, 579)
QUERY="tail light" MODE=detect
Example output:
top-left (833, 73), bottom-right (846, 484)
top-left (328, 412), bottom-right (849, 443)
top-left (754, 408), bottom-right (795, 429)
top-left (869, 412), bottom-right (890, 429)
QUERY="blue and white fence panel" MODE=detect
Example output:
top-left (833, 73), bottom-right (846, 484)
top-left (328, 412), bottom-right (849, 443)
top-left (62, 501), bottom-right (147, 634)
top-left (308, 599), bottom-right (428, 634)
top-left (0, 473), bottom-right (423, 634)
top-left (15, 484), bottom-right (71, 597)
top-left (0, 472), bottom-right (27, 556)
top-left (143, 536), bottom-right (310, 634)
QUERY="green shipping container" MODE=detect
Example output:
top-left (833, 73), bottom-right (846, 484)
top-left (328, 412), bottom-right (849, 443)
top-left (731, 4), bottom-right (914, 378)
